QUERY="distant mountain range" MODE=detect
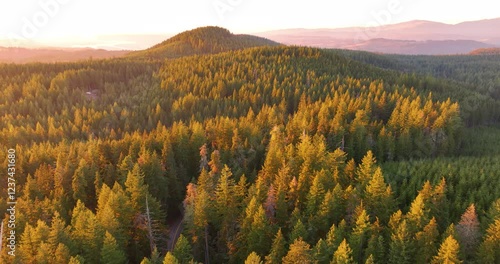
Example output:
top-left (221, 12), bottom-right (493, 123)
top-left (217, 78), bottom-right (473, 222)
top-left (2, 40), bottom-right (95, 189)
top-left (1, 18), bottom-right (499, 63)
top-left (256, 18), bottom-right (500, 55)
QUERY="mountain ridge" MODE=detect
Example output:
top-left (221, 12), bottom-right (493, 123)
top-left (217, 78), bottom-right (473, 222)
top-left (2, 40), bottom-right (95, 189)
top-left (256, 18), bottom-right (500, 54)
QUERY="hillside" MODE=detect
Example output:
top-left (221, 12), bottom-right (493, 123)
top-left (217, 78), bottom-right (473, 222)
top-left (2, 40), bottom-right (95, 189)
top-left (1, 42), bottom-right (500, 263)
top-left (128, 26), bottom-right (280, 59)
top-left (0, 47), bottom-right (129, 63)
top-left (469, 47), bottom-right (500, 55)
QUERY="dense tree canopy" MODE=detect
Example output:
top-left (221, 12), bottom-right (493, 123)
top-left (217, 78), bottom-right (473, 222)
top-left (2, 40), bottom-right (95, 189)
top-left (1, 30), bottom-right (500, 263)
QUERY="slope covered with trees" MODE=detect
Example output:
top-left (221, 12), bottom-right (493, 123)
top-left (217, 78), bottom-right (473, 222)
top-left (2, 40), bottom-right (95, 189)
top-left (128, 26), bottom-right (280, 59)
top-left (1, 28), bottom-right (500, 263)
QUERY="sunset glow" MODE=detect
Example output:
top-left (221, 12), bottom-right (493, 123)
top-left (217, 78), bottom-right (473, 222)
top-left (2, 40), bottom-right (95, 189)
top-left (1, 0), bottom-right (498, 44)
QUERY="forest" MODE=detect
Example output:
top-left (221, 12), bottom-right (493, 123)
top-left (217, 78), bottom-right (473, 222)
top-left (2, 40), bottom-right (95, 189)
top-left (1, 27), bottom-right (500, 264)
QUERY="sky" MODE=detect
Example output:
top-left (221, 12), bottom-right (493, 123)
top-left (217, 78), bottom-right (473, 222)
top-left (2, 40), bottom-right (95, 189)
top-left (0, 0), bottom-right (498, 46)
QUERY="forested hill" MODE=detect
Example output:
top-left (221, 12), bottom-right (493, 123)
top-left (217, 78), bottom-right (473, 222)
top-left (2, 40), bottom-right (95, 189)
top-left (1, 42), bottom-right (500, 263)
top-left (127, 26), bottom-right (280, 59)
top-left (338, 49), bottom-right (500, 126)
top-left (469, 47), bottom-right (500, 55)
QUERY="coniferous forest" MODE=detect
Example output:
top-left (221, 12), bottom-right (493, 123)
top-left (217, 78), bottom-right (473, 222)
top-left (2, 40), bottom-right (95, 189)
top-left (1, 27), bottom-right (500, 264)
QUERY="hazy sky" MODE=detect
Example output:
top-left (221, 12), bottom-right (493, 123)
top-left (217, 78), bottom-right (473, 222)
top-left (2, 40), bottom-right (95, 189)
top-left (0, 0), bottom-right (498, 41)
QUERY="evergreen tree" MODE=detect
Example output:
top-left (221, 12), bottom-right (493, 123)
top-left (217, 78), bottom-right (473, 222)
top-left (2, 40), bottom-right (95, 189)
top-left (214, 165), bottom-right (238, 253)
top-left (53, 243), bottom-right (71, 264)
top-left (173, 235), bottom-right (194, 264)
top-left (290, 219), bottom-right (308, 242)
top-left (312, 239), bottom-right (331, 264)
top-left (364, 167), bottom-right (393, 222)
top-left (456, 204), bottom-right (480, 259)
top-left (365, 234), bottom-right (385, 264)
top-left (407, 193), bottom-right (429, 233)
top-left (365, 254), bottom-right (375, 264)
top-left (245, 252), bottom-right (263, 264)
top-left (331, 239), bottom-right (354, 264)
top-left (431, 235), bottom-right (462, 264)
top-left (349, 208), bottom-right (371, 263)
top-left (282, 239), bottom-right (312, 264)
top-left (101, 231), bottom-right (127, 264)
top-left (125, 163), bottom-right (148, 212)
top-left (68, 255), bottom-right (86, 264)
top-left (163, 252), bottom-right (180, 264)
top-left (70, 200), bottom-right (104, 264)
top-left (35, 242), bottom-right (52, 264)
top-left (265, 228), bottom-right (287, 264)
top-left (415, 217), bottom-right (439, 264)
top-left (388, 220), bottom-right (414, 264)
top-left (478, 218), bottom-right (500, 264)
top-left (356, 151), bottom-right (376, 188)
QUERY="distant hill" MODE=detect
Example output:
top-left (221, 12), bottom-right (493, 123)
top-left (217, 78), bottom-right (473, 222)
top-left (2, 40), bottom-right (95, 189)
top-left (0, 47), bottom-right (128, 63)
top-left (343, 38), bottom-right (493, 55)
top-left (256, 18), bottom-right (500, 55)
top-left (469, 47), bottom-right (500, 55)
top-left (128, 26), bottom-right (280, 59)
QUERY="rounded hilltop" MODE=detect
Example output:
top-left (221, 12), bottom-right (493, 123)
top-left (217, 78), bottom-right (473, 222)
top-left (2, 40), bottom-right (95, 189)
top-left (128, 26), bottom-right (280, 59)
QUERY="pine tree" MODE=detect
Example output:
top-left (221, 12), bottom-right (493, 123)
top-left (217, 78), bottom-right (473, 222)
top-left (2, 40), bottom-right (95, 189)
top-left (312, 239), bottom-right (330, 264)
top-left (431, 178), bottom-right (449, 231)
top-left (364, 167), bottom-right (393, 222)
top-left (97, 183), bottom-right (133, 249)
top-left (70, 200), bottom-right (104, 264)
top-left (141, 247), bottom-right (162, 264)
top-left (247, 206), bottom-right (272, 256)
top-left (282, 239), bottom-right (312, 264)
top-left (331, 239), bottom-right (354, 264)
top-left (431, 235), bottom-right (462, 264)
top-left (290, 219), bottom-right (308, 242)
top-left (365, 234), bottom-right (385, 264)
top-left (17, 224), bottom-right (37, 263)
top-left (35, 242), bottom-right (52, 264)
top-left (388, 220), bottom-right (414, 264)
top-left (349, 208), bottom-right (371, 263)
top-left (101, 231), bottom-right (127, 264)
top-left (48, 211), bottom-right (72, 252)
top-left (245, 252), bottom-right (263, 264)
top-left (173, 235), bottom-right (193, 264)
top-left (415, 217), bottom-right (439, 264)
top-left (407, 193), bottom-right (429, 233)
top-left (478, 218), bottom-right (500, 264)
top-left (163, 252), bottom-right (180, 264)
top-left (72, 159), bottom-right (92, 206)
top-left (456, 204), bottom-right (480, 259)
top-left (442, 224), bottom-right (457, 242)
top-left (265, 228), bottom-right (287, 264)
top-left (125, 163), bottom-right (148, 212)
top-left (356, 151), bottom-right (376, 188)
top-left (68, 255), bottom-right (85, 264)
top-left (365, 254), bottom-right (375, 264)
top-left (325, 223), bottom-right (338, 252)
top-left (214, 165), bottom-right (238, 253)
top-left (53, 243), bottom-right (71, 264)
